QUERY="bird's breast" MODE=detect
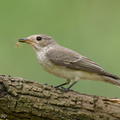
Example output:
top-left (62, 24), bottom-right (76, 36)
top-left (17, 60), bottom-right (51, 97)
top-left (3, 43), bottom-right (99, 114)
top-left (36, 48), bottom-right (49, 64)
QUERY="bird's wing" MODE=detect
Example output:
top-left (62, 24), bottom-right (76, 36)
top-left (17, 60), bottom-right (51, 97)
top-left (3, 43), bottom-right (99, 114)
top-left (46, 48), bottom-right (106, 75)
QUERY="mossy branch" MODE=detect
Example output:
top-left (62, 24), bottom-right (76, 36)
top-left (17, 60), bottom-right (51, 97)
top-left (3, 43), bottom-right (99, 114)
top-left (0, 75), bottom-right (120, 120)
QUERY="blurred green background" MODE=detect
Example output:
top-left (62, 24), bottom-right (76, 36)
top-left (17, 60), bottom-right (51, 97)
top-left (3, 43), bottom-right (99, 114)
top-left (0, 0), bottom-right (120, 97)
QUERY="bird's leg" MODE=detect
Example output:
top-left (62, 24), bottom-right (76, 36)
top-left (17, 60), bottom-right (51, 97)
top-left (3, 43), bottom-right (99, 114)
top-left (65, 81), bottom-right (78, 90)
top-left (55, 79), bottom-right (71, 88)
top-left (64, 76), bottom-right (80, 90)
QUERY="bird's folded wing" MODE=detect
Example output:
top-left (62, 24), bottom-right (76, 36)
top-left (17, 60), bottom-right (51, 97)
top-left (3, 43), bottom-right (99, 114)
top-left (46, 48), bottom-right (106, 75)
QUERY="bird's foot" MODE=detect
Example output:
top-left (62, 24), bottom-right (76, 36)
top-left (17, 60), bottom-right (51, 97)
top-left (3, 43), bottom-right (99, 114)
top-left (61, 88), bottom-right (69, 92)
top-left (61, 87), bottom-right (74, 92)
top-left (53, 86), bottom-right (74, 92)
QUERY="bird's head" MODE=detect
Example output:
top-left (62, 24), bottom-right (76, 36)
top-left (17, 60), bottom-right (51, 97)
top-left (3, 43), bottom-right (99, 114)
top-left (18, 34), bottom-right (57, 51)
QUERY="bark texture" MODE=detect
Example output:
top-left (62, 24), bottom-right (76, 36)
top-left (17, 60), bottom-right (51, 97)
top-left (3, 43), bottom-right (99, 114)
top-left (0, 75), bottom-right (120, 120)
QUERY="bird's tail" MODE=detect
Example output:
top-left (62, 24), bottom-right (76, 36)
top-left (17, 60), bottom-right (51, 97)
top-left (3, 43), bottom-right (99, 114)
top-left (102, 75), bottom-right (120, 87)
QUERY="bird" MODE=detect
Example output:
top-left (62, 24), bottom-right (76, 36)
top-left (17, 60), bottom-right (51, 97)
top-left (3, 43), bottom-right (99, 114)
top-left (18, 34), bottom-right (120, 90)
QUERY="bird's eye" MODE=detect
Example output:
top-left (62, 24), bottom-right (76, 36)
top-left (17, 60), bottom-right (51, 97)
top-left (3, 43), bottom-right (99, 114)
top-left (36, 36), bottom-right (42, 41)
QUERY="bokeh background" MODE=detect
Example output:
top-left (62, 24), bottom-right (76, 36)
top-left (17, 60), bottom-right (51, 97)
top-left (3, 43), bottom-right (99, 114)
top-left (0, 0), bottom-right (120, 97)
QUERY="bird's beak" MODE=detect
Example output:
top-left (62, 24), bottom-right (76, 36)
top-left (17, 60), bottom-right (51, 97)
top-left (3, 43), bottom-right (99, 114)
top-left (18, 38), bottom-right (31, 44)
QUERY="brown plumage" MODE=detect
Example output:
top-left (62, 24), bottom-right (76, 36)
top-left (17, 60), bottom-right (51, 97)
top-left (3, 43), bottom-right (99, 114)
top-left (46, 47), bottom-right (120, 80)
top-left (18, 34), bottom-right (120, 89)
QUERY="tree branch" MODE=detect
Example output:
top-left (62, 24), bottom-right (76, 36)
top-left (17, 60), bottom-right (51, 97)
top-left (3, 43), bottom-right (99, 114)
top-left (0, 75), bottom-right (120, 120)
